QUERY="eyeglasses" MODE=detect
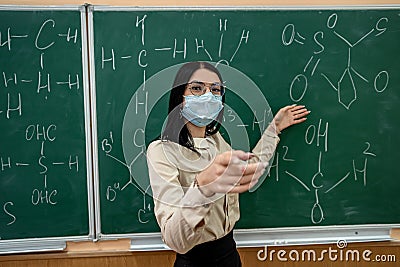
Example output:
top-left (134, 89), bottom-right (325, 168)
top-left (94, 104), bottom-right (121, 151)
top-left (186, 81), bottom-right (225, 96)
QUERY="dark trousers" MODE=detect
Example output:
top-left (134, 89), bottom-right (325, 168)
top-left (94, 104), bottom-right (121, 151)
top-left (173, 231), bottom-right (242, 267)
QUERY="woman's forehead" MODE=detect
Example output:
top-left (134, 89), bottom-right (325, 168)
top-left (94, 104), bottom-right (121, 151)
top-left (188, 69), bottom-right (221, 83)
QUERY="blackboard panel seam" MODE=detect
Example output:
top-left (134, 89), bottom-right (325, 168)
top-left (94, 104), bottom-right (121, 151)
top-left (81, 3), bottom-right (96, 241)
top-left (86, 6), bottom-right (103, 241)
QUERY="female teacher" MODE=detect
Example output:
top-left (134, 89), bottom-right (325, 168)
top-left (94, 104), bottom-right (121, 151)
top-left (146, 61), bottom-right (309, 267)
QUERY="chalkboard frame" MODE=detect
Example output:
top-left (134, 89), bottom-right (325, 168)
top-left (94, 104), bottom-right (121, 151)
top-left (89, 5), bottom-right (400, 250)
top-left (0, 5), bottom-right (95, 255)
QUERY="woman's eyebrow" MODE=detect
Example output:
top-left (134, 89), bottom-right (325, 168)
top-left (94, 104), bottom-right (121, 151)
top-left (189, 80), bottom-right (204, 84)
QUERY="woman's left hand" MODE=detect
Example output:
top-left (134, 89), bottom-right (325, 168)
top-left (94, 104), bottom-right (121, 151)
top-left (273, 104), bottom-right (310, 132)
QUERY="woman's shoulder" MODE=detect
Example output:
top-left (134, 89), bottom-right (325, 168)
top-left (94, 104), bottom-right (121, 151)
top-left (148, 139), bottom-right (181, 148)
top-left (147, 139), bottom-right (182, 159)
top-left (148, 139), bottom-right (172, 152)
top-left (147, 139), bottom-right (188, 170)
top-left (147, 139), bottom-right (162, 150)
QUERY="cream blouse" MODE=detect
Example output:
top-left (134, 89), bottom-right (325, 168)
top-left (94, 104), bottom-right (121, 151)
top-left (146, 128), bottom-right (279, 254)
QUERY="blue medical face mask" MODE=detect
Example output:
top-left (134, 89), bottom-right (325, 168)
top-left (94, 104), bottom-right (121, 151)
top-left (181, 92), bottom-right (223, 127)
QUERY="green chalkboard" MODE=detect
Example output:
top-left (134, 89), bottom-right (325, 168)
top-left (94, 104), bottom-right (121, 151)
top-left (91, 7), bottom-right (400, 238)
top-left (0, 7), bottom-right (92, 244)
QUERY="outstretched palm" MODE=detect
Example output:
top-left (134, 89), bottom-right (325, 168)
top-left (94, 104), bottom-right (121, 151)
top-left (273, 104), bottom-right (310, 132)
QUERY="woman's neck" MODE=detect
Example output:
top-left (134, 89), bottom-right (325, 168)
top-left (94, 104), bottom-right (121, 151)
top-left (186, 122), bottom-right (206, 138)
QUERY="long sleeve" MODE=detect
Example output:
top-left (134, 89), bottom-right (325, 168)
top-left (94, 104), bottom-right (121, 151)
top-left (250, 123), bottom-right (280, 164)
top-left (146, 141), bottom-right (215, 254)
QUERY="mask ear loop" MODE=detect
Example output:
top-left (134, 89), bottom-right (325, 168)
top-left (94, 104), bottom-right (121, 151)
top-left (179, 102), bottom-right (184, 119)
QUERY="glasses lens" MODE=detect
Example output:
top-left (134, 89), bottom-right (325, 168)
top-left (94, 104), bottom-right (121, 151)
top-left (210, 84), bottom-right (224, 96)
top-left (189, 82), bottom-right (205, 96)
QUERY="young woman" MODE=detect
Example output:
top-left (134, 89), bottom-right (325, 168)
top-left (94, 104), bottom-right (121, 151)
top-left (146, 61), bottom-right (309, 267)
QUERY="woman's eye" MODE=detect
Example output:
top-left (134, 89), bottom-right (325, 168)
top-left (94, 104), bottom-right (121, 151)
top-left (191, 86), bottom-right (203, 91)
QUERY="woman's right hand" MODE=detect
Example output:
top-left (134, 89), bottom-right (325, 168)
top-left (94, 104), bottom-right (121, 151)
top-left (195, 150), bottom-right (268, 197)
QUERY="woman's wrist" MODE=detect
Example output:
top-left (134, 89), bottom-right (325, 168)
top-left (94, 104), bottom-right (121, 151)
top-left (267, 120), bottom-right (281, 135)
top-left (195, 175), bottom-right (215, 197)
